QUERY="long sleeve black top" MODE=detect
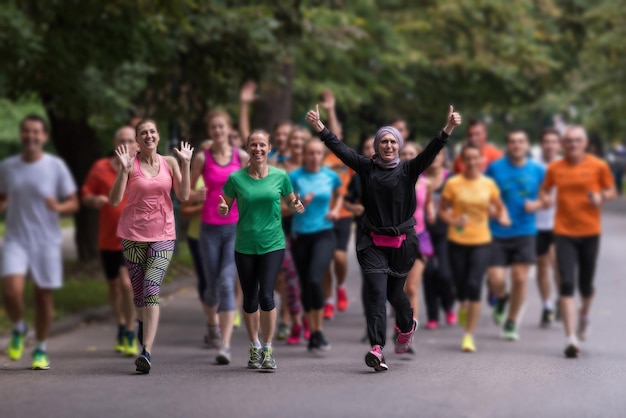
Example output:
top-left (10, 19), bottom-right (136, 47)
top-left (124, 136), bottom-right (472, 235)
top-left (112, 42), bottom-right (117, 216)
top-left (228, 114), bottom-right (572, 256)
top-left (319, 128), bottom-right (449, 236)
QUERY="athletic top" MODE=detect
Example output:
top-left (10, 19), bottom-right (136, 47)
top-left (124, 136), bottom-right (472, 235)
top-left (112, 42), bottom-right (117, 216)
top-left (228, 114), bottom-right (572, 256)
top-left (485, 157), bottom-right (545, 238)
top-left (441, 175), bottom-right (500, 245)
top-left (323, 153), bottom-right (354, 219)
top-left (201, 147), bottom-right (240, 225)
top-left (0, 153), bottom-right (77, 247)
top-left (426, 169), bottom-right (450, 237)
top-left (413, 176), bottom-right (427, 234)
top-left (534, 157), bottom-right (558, 231)
top-left (269, 149), bottom-right (289, 164)
top-left (453, 143), bottom-right (502, 174)
top-left (82, 158), bottom-right (126, 251)
top-left (319, 128), bottom-right (448, 236)
top-left (289, 167), bottom-right (341, 234)
top-left (117, 155), bottom-right (175, 242)
top-left (187, 176), bottom-right (205, 240)
top-left (542, 154), bottom-right (614, 237)
top-left (223, 166), bottom-right (293, 255)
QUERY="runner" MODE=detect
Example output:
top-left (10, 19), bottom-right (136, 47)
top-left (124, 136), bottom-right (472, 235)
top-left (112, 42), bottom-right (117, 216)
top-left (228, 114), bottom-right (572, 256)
top-left (307, 104), bottom-right (462, 371)
top-left (269, 122), bottom-right (293, 164)
top-left (110, 119), bottom-right (193, 373)
top-left (391, 118), bottom-right (410, 142)
top-left (422, 149), bottom-right (457, 329)
top-left (82, 125), bottom-right (138, 356)
top-left (190, 110), bottom-right (248, 365)
top-left (290, 138), bottom-right (343, 353)
top-left (452, 119), bottom-right (503, 174)
top-left (1, 114), bottom-right (79, 370)
top-left (320, 89), bottom-right (354, 319)
top-left (219, 130), bottom-right (304, 371)
top-left (485, 130), bottom-right (546, 341)
top-left (439, 143), bottom-right (510, 352)
top-left (534, 128), bottom-right (561, 327)
top-left (539, 125), bottom-right (616, 358)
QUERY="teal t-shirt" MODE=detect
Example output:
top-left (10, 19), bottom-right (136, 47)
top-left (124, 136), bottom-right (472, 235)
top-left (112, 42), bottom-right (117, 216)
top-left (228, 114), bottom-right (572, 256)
top-left (289, 167), bottom-right (341, 234)
top-left (223, 166), bottom-right (294, 255)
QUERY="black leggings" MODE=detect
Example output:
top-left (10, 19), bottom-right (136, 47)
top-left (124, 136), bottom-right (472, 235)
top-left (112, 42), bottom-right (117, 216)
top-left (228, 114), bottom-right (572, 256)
top-left (555, 235), bottom-right (599, 298)
top-left (292, 229), bottom-right (336, 312)
top-left (235, 250), bottom-right (285, 313)
top-left (448, 241), bottom-right (491, 303)
top-left (423, 233), bottom-right (455, 321)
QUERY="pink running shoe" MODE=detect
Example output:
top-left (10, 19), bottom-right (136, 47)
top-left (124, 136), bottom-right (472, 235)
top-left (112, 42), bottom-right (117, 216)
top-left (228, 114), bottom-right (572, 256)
top-left (394, 319), bottom-right (418, 354)
top-left (286, 324), bottom-right (302, 345)
top-left (303, 317), bottom-right (311, 340)
top-left (365, 345), bottom-right (388, 372)
top-left (425, 320), bottom-right (438, 330)
top-left (446, 310), bottom-right (458, 325)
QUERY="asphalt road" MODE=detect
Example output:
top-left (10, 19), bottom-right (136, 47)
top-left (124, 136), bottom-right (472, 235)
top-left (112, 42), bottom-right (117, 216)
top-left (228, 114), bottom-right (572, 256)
top-left (2, 211), bottom-right (626, 418)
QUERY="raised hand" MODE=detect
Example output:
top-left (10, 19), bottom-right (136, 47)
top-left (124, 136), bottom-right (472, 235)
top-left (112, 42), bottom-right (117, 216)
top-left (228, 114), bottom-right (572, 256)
top-left (218, 195), bottom-right (229, 216)
top-left (443, 105), bottom-right (462, 135)
top-left (305, 105), bottom-right (325, 133)
top-left (114, 143), bottom-right (134, 173)
top-left (173, 141), bottom-right (194, 164)
top-left (320, 89), bottom-right (336, 111)
top-left (240, 81), bottom-right (258, 104)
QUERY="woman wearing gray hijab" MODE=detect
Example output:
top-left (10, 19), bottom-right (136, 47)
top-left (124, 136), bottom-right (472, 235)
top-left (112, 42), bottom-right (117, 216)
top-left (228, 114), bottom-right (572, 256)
top-left (306, 105), bottom-right (461, 372)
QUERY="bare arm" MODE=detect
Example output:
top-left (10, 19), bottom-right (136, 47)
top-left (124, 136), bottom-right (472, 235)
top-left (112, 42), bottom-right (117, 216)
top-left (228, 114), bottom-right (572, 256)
top-left (490, 195), bottom-right (511, 226)
top-left (281, 192), bottom-right (305, 214)
top-left (239, 81), bottom-right (256, 141)
top-left (327, 188), bottom-right (344, 221)
top-left (425, 180), bottom-right (436, 224)
top-left (321, 89), bottom-right (342, 139)
top-left (46, 193), bottom-right (79, 215)
top-left (110, 144), bottom-right (134, 207)
top-left (437, 197), bottom-right (465, 227)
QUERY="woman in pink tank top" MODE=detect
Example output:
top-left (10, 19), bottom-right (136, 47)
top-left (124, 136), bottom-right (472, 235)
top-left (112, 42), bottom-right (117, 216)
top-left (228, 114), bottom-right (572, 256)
top-left (110, 119), bottom-right (193, 374)
top-left (190, 110), bottom-right (248, 365)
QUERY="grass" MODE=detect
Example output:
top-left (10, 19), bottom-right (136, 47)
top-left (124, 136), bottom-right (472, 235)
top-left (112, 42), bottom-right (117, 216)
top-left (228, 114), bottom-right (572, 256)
top-left (0, 241), bottom-right (195, 334)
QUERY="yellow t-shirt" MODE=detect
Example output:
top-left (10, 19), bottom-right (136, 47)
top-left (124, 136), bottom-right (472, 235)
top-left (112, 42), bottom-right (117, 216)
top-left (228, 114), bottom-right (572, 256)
top-left (441, 174), bottom-right (500, 245)
top-left (187, 177), bottom-right (205, 240)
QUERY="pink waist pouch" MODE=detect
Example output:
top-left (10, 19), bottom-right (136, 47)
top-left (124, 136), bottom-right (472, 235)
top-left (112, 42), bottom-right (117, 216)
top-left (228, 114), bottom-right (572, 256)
top-left (370, 232), bottom-right (406, 249)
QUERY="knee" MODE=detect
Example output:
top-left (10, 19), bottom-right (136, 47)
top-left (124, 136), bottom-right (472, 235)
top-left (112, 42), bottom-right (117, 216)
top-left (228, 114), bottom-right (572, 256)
top-left (559, 281), bottom-right (574, 297)
top-left (259, 291), bottom-right (275, 312)
top-left (242, 294), bottom-right (259, 314)
top-left (579, 282), bottom-right (594, 298)
top-left (467, 281), bottom-right (482, 302)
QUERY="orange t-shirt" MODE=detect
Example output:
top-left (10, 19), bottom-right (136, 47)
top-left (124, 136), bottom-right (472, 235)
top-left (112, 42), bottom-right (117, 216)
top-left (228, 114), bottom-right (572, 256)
top-left (453, 143), bottom-right (503, 174)
top-left (81, 158), bottom-right (126, 251)
top-left (323, 153), bottom-right (354, 219)
top-left (542, 154), bottom-right (614, 236)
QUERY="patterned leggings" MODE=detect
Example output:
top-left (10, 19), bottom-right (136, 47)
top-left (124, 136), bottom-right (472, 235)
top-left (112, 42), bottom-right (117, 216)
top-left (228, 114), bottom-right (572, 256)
top-left (281, 236), bottom-right (302, 315)
top-left (121, 239), bottom-right (175, 307)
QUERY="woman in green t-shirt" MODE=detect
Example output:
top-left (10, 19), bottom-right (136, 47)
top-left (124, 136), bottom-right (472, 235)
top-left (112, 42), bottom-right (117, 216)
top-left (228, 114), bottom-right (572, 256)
top-left (219, 130), bottom-right (304, 371)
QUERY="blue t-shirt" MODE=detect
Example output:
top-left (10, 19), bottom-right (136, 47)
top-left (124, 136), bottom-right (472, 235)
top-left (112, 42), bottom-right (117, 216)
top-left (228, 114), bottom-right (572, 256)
top-left (289, 167), bottom-right (341, 234)
top-left (485, 157), bottom-right (545, 238)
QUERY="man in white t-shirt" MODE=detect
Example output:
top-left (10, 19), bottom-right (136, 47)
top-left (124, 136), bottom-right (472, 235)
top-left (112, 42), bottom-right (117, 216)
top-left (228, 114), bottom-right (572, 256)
top-left (0, 115), bottom-right (78, 370)
top-left (534, 128), bottom-right (561, 327)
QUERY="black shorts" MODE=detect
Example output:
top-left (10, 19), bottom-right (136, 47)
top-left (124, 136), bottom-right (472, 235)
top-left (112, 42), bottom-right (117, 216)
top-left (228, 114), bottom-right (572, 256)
top-left (100, 250), bottom-right (125, 280)
top-left (536, 230), bottom-right (554, 256)
top-left (489, 235), bottom-right (536, 267)
top-left (333, 217), bottom-right (353, 251)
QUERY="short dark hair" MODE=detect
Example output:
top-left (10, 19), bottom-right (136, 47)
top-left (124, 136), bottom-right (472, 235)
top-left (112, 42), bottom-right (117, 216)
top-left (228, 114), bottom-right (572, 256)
top-left (20, 114), bottom-right (49, 133)
top-left (466, 119), bottom-right (486, 131)
top-left (540, 128), bottom-right (560, 142)
top-left (390, 118), bottom-right (406, 126)
top-left (460, 142), bottom-right (481, 158)
top-left (506, 129), bottom-right (528, 143)
top-left (272, 121), bottom-right (292, 132)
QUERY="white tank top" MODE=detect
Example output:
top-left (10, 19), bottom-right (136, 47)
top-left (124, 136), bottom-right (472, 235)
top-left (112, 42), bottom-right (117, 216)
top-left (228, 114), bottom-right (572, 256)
top-left (535, 156), bottom-right (558, 231)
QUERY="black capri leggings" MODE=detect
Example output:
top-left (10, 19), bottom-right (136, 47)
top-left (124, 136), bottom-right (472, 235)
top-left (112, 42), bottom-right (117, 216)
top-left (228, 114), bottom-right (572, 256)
top-left (555, 235), bottom-right (599, 298)
top-left (448, 241), bottom-right (491, 302)
top-left (235, 249), bottom-right (285, 313)
top-left (292, 229), bottom-right (336, 312)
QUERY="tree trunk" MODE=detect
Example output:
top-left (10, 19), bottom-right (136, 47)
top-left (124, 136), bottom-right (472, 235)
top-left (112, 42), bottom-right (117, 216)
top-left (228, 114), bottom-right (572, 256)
top-left (45, 107), bottom-right (101, 261)
top-left (251, 62), bottom-right (294, 131)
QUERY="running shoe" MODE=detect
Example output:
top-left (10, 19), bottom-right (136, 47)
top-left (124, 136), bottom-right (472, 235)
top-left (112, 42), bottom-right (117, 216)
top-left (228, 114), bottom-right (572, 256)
top-left (311, 331), bottom-right (331, 353)
top-left (205, 326), bottom-right (222, 349)
top-left (446, 310), bottom-right (458, 325)
top-left (365, 345), bottom-right (388, 372)
top-left (307, 331), bottom-right (319, 352)
top-left (135, 350), bottom-right (151, 374)
top-left (502, 320), bottom-right (519, 341)
top-left (564, 343), bottom-right (579, 358)
top-left (303, 317), bottom-right (311, 340)
top-left (323, 303), bottom-right (335, 320)
top-left (125, 332), bottom-right (139, 357)
top-left (216, 347), bottom-right (231, 365)
top-left (276, 323), bottom-right (290, 341)
top-left (248, 344), bottom-right (262, 369)
top-left (540, 308), bottom-right (554, 328)
top-left (458, 307), bottom-right (468, 328)
top-left (115, 325), bottom-right (125, 353)
top-left (286, 323), bottom-right (302, 345)
top-left (337, 287), bottom-right (349, 312)
top-left (577, 316), bottom-right (589, 342)
top-left (233, 311), bottom-right (242, 329)
top-left (425, 320), bottom-right (438, 330)
top-left (492, 295), bottom-right (508, 325)
top-left (394, 318), bottom-right (418, 354)
top-left (261, 347), bottom-right (277, 371)
top-left (461, 334), bottom-right (476, 353)
top-left (31, 349), bottom-right (50, 370)
top-left (7, 330), bottom-right (26, 361)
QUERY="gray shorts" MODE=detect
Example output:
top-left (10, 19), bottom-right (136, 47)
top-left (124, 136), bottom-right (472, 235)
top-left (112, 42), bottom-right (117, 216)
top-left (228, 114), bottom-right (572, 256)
top-left (1, 240), bottom-right (63, 289)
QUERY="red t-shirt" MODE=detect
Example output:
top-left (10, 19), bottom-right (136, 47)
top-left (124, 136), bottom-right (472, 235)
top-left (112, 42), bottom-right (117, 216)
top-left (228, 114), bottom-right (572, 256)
top-left (81, 158), bottom-right (126, 251)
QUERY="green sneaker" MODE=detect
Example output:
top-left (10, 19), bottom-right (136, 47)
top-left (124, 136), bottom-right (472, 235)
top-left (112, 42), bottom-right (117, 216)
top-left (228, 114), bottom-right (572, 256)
top-left (276, 323), bottom-right (289, 341)
top-left (7, 330), bottom-right (26, 361)
top-left (261, 346), bottom-right (277, 371)
top-left (492, 295), bottom-right (508, 325)
top-left (124, 333), bottom-right (139, 357)
top-left (32, 349), bottom-right (50, 370)
top-left (458, 308), bottom-right (468, 328)
top-left (502, 320), bottom-right (519, 341)
top-left (247, 344), bottom-right (262, 369)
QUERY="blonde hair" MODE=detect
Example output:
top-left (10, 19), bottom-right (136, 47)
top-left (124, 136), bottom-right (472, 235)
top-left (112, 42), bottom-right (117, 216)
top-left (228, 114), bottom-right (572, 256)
top-left (303, 137), bottom-right (324, 153)
top-left (288, 126), bottom-right (312, 145)
top-left (205, 109), bottom-right (232, 127)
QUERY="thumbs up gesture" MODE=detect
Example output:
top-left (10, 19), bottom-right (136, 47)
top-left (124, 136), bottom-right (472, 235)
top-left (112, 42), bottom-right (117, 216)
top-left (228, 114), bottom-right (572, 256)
top-left (443, 105), bottom-right (462, 135)
top-left (305, 104), bottom-right (325, 133)
top-left (290, 193), bottom-right (305, 214)
top-left (218, 195), bottom-right (229, 216)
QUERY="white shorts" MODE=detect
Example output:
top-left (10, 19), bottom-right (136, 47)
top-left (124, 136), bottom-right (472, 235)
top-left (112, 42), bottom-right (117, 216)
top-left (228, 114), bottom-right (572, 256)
top-left (1, 240), bottom-right (63, 289)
